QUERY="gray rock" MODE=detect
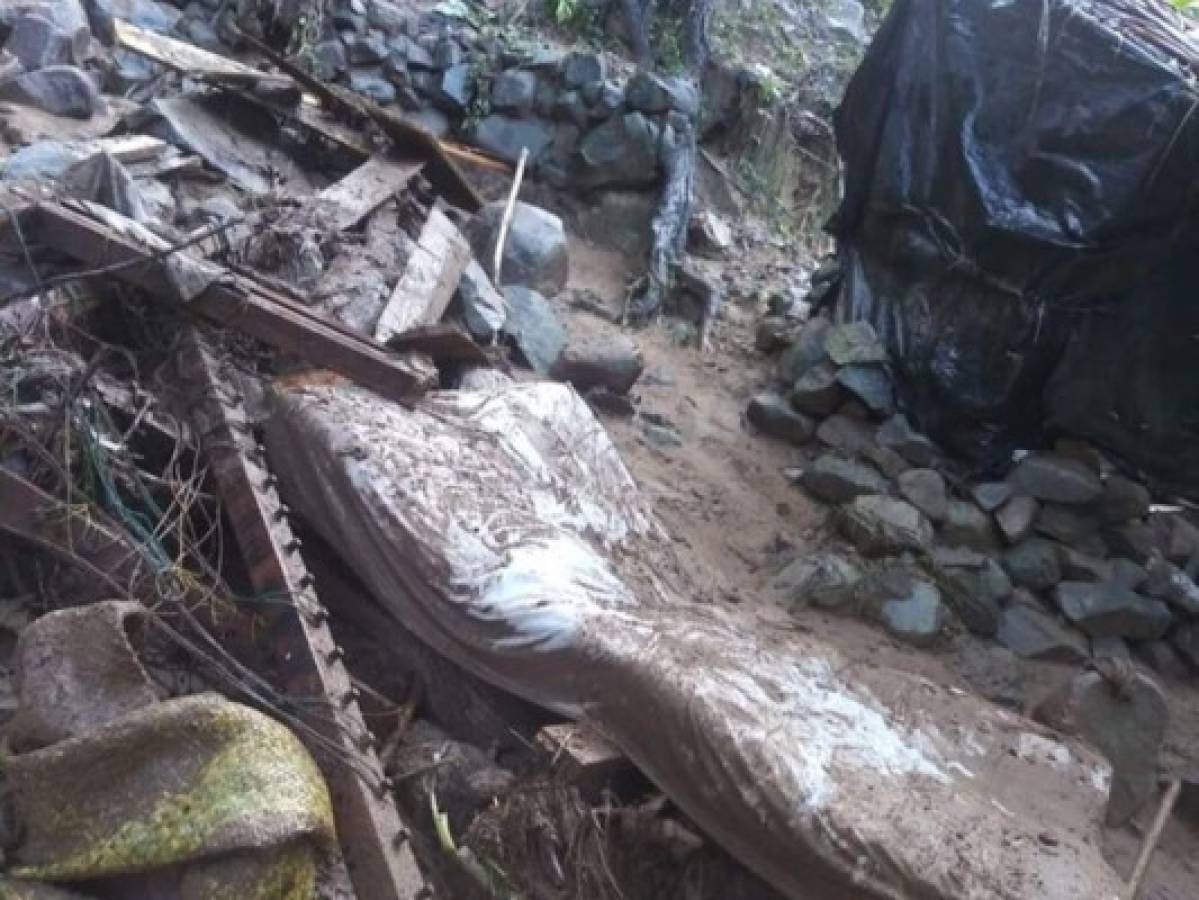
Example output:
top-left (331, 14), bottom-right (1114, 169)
top-left (455, 260), bottom-right (507, 341)
top-left (837, 496), bottom-right (933, 557)
top-left (1, 0), bottom-right (87, 33)
top-left (1034, 669), bottom-right (1167, 826)
top-left (954, 644), bottom-right (1024, 709)
top-left (433, 36), bottom-right (463, 68)
top-left (1163, 514), bottom-right (1199, 563)
top-left (1102, 520), bottom-right (1160, 564)
top-left (778, 317), bottom-right (831, 383)
top-left (3, 14), bottom-right (73, 70)
top-left (688, 210), bottom-right (734, 258)
top-left (1171, 621), bottom-right (1199, 670)
top-left (1135, 640), bottom-right (1191, 679)
top-left (1142, 555), bottom-right (1199, 616)
top-left (1003, 538), bottom-right (1062, 591)
top-left (1035, 503), bottom-right (1100, 548)
top-left (997, 605), bottom-right (1088, 663)
top-left (0, 64), bottom-right (100, 118)
top-left (800, 455), bottom-right (888, 503)
top-left (875, 413), bottom-right (938, 467)
top-left (587, 79), bottom-right (623, 118)
top-left (347, 31), bottom-right (387, 64)
top-left (995, 495), bottom-right (1039, 545)
top-left (1009, 453), bottom-right (1103, 505)
top-left (825, 0), bottom-right (867, 43)
top-left (897, 468), bottom-right (947, 522)
top-left (466, 115), bottom-right (554, 165)
top-left (1054, 582), bottom-right (1173, 640)
top-left (939, 559), bottom-right (1011, 636)
top-left (88, 0), bottom-right (179, 38)
top-left (310, 39), bottom-right (347, 78)
top-left (1057, 547), bottom-right (1112, 583)
top-left (940, 499), bottom-right (998, 551)
top-left (746, 394), bottom-right (815, 446)
top-left (433, 62), bottom-right (473, 111)
top-left (551, 334), bottom-right (644, 395)
top-left (1098, 475), bottom-right (1151, 524)
top-left (641, 421), bottom-right (682, 449)
top-left (1091, 636), bottom-right (1131, 662)
top-left (930, 545), bottom-right (988, 569)
top-left (501, 286), bottom-right (565, 374)
top-left (755, 316), bottom-right (801, 353)
top-left (790, 361), bottom-right (844, 417)
top-left (814, 413), bottom-right (874, 457)
top-left (1109, 557), bottom-right (1148, 590)
top-left (576, 112), bottom-right (660, 188)
top-left (407, 107), bottom-right (450, 137)
top-left (880, 582), bottom-right (947, 647)
top-left (348, 67), bottom-right (395, 103)
top-left (552, 89), bottom-right (588, 126)
top-left (491, 69), bottom-right (538, 112)
top-left (466, 201), bottom-right (568, 296)
top-left (972, 482), bottom-right (1013, 513)
top-left (863, 443), bottom-right (911, 479)
top-left (367, 0), bottom-right (410, 35)
top-left (824, 320), bottom-right (887, 366)
top-left (562, 50), bottom-right (605, 87)
top-left (834, 364), bottom-right (893, 417)
top-left (767, 552), bottom-right (862, 612)
top-left (405, 38), bottom-right (434, 69)
top-left (625, 71), bottom-right (699, 117)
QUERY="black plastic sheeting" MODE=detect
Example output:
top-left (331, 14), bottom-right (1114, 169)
top-left (831, 0), bottom-right (1199, 495)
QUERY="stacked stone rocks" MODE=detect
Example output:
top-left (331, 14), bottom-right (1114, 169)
top-left (0, 0), bottom-right (104, 119)
top-left (756, 316), bottom-right (1199, 676)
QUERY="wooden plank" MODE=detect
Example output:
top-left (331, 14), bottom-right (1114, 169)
top-left (27, 199), bottom-right (436, 405)
top-left (535, 722), bottom-right (634, 784)
top-left (384, 323), bottom-right (490, 365)
top-left (374, 208), bottom-right (470, 345)
top-left (318, 154), bottom-right (424, 232)
top-left (178, 330), bottom-right (426, 900)
top-left (114, 18), bottom-right (294, 92)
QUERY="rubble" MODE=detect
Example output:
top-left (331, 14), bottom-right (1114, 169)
top-left (746, 392), bottom-right (815, 446)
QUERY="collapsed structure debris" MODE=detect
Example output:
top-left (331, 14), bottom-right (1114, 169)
top-left (0, 0), bottom-right (1195, 898)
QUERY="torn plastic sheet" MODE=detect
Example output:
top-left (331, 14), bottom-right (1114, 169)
top-left (266, 381), bottom-right (1124, 899)
top-left (832, 0), bottom-right (1199, 491)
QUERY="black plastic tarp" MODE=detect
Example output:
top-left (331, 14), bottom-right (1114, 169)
top-left (831, 0), bottom-right (1199, 494)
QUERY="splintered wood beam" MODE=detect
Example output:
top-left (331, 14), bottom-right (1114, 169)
top-left (374, 207), bottom-right (471, 345)
top-left (28, 198), bottom-right (436, 405)
top-left (178, 330), bottom-right (425, 900)
top-left (317, 153), bottom-right (425, 232)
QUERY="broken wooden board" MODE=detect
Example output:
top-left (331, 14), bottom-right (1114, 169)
top-left (384, 323), bottom-right (490, 365)
top-left (536, 722), bottom-right (633, 785)
top-left (177, 330), bottom-right (425, 900)
top-left (114, 18), bottom-right (295, 94)
top-left (374, 208), bottom-right (470, 345)
top-left (27, 198), bottom-right (436, 405)
top-left (319, 153), bottom-right (424, 232)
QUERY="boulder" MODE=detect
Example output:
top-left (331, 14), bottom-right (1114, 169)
top-left (767, 552), bottom-right (863, 611)
top-left (790, 361), bottom-right (844, 416)
top-left (801, 455), bottom-right (888, 504)
top-left (454, 260), bottom-right (507, 342)
top-left (939, 559), bottom-right (1011, 636)
top-left (491, 69), bottom-right (538, 112)
top-left (0, 64), bottom-right (100, 118)
top-left (1034, 669), bottom-right (1168, 826)
top-left (824, 321), bottom-right (887, 366)
top-left (551, 334), bottom-right (644, 395)
top-left (1109, 557), bottom-right (1148, 590)
top-left (996, 605), bottom-right (1088, 663)
top-left (814, 413), bottom-right (874, 457)
top-left (367, 0), bottom-right (410, 35)
top-left (1, 0), bottom-right (87, 33)
top-left (897, 468), bottom-right (947, 522)
top-left (552, 89), bottom-right (588, 126)
top-left (465, 115), bottom-right (554, 166)
top-left (348, 67), bottom-right (395, 103)
top-left (347, 31), bottom-right (387, 64)
top-left (310, 39), bottom-right (347, 79)
top-left (3, 13), bottom-right (74, 70)
top-left (1003, 538), bottom-right (1062, 591)
top-left (778, 317), bottom-right (831, 383)
top-left (1009, 453), bottom-right (1103, 505)
top-left (1142, 555), bottom-right (1199, 616)
top-left (87, 0), bottom-right (180, 38)
top-left (625, 71), bottom-right (699, 117)
top-left (465, 201), bottom-right (568, 296)
top-left (835, 364), bottom-right (894, 417)
top-left (1054, 582), bottom-right (1173, 640)
top-left (587, 79), bottom-right (623, 118)
top-left (878, 580), bottom-right (947, 647)
top-left (754, 316), bottom-right (801, 352)
top-left (562, 50), bottom-right (605, 88)
top-left (995, 495), bottom-right (1039, 545)
top-left (1035, 503), bottom-right (1101, 548)
top-left (500, 286), bottom-right (565, 374)
top-left (1102, 520), bottom-right (1160, 564)
top-left (940, 499), bottom-right (998, 551)
top-left (1056, 547), bottom-right (1112, 583)
top-left (837, 496), bottom-right (933, 557)
top-left (875, 413), bottom-right (938, 467)
top-left (687, 210), bottom-right (734, 257)
top-left (746, 394), bottom-right (814, 446)
top-left (1097, 475), bottom-right (1151, 524)
top-left (972, 482), bottom-right (1012, 513)
top-left (576, 112), bottom-right (660, 188)
top-left (433, 62), bottom-right (473, 111)
top-left (1091, 636), bottom-right (1130, 662)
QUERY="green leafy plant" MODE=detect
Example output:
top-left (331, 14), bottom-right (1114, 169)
top-left (548, 0), bottom-right (580, 25)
